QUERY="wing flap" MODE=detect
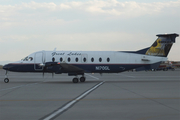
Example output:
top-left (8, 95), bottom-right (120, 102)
top-left (60, 62), bottom-right (83, 73)
top-left (44, 62), bottom-right (84, 74)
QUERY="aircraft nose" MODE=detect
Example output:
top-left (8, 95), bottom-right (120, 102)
top-left (3, 64), bottom-right (10, 70)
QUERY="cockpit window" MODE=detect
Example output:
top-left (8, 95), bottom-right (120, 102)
top-left (22, 56), bottom-right (28, 61)
top-left (29, 57), bottom-right (33, 61)
top-left (22, 56), bottom-right (33, 61)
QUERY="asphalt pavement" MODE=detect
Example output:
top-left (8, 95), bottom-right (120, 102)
top-left (0, 69), bottom-right (179, 120)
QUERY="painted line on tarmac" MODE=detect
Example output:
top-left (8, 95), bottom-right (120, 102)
top-left (119, 73), bottom-right (136, 78)
top-left (133, 76), bottom-right (180, 78)
top-left (0, 83), bottom-right (38, 91)
top-left (1, 97), bottom-right (180, 102)
top-left (42, 81), bottom-right (104, 120)
top-left (85, 73), bottom-right (99, 80)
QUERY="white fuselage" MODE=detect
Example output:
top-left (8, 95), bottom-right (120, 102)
top-left (17, 50), bottom-right (167, 73)
top-left (26, 51), bottom-right (166, 64)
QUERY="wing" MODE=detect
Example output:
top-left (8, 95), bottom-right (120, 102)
top-left (60, 62), bottom-right (83, 73)
top-left (44, 62), bottom-right (84, 74)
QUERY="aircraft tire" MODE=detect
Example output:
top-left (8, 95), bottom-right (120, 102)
top-left (72, 78), bottom-right (79, 83)
top-left (4, 78), bottom-right (9, 83)
top-left (80, 77), bottom-right (86, 82)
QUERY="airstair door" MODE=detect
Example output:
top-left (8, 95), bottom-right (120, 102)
top-left (34, 51), bottom-right (45, 71)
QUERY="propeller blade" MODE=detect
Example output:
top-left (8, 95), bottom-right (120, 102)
top-left (52, 73), bottom-right (54, 78)
top-left (43, 72), bottom-right (44, 78)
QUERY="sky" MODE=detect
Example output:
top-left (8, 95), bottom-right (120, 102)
top-left (0, 0), bottom-right (180, 65)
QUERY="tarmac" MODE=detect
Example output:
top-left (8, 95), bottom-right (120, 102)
top-left (0, 69), bottom-right (179, 120)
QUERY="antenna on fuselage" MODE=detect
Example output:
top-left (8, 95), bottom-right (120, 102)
top-left (53, 48), bottom-right (56, 51)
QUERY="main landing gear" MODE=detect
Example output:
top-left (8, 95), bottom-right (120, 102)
top-left (72, 76), bottom-right (86, 83)
top-left (4, 70), bottom-right (9, 83)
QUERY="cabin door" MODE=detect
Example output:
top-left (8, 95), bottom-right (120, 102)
top-left (34, 51), bottom-right (45, 70)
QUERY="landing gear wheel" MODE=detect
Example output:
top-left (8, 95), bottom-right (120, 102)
top-left (4, 78), bottom-right (9, 83)
top-left (72, 78), bottom-right (79, 83)
top-left (80, 77), bottom-right (86, 82)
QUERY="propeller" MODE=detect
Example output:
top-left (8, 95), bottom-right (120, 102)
top-left (40, 49), bottom-right (60, 78)
top-left (52, 72), bottom-right (54, 78)
top-left (41, 51), bottom-right (46, 78)
top-left (43, 72), bottom-right (45, 78)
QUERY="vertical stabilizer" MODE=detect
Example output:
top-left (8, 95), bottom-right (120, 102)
top-left (145, 33), bottom-right (179, 57)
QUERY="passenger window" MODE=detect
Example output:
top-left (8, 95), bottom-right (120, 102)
top-left (52, 57), bottom-right (55, 62)
top-left (68, 57), bottom-right (71, 62)
top-left (91, 58), bottom-right (94, 62)
top-left (107, 58), bottom-right (110, 62)
top-left (99, 58), bottom-right (102, 62)
top-left (75, 57), bottom-right (78, 62)
top-left (83, 58), bottom-right (86, 62)
top-left (60, 57), bottom-right (63, 62)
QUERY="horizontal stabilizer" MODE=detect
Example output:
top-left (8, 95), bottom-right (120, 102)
top-left (156, 33), bottom-right (179, 43)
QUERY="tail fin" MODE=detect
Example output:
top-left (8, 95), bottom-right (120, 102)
top-left (145, 33), bottom-right (179, 57)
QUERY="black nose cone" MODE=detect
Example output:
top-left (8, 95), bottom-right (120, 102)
top-left (3, 64), bottom-right (9, 70)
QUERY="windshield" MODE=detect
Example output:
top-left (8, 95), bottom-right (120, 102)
top-left (21, 56), bottom-right (33, 61)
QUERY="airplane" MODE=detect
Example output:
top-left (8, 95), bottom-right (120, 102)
top-left (3, 33), bottom-right (179, 83)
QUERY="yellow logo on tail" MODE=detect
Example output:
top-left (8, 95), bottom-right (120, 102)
top-left (145, 39), bottom-right (172, 57)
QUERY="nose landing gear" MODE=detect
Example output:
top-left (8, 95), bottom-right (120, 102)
top-left (4, 78), bottom-right (9, 83)
top-left (4, 70), bottom-right (9, 83)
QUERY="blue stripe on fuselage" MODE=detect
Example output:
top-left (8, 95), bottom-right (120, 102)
top-left (3, 63), bottom-right (36, 72)
top-left (72, 64), bottom-right (148, 73)
top-left (3, 63), bottom-right (149, 73)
